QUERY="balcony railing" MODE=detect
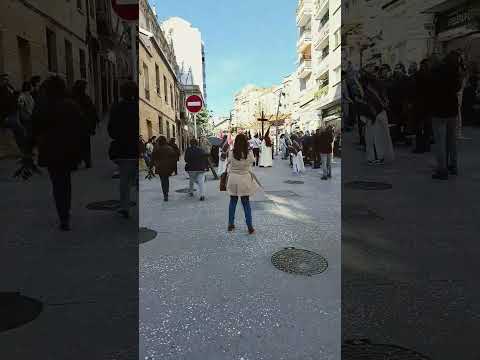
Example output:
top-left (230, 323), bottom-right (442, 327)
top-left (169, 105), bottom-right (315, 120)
top-left (314, 85), bottom-right (329, 99)
top-left (314, 0), bottom-right (329, 20)
top-left (298, 59), bottom-right (312, 78)
top-left (296, 0), bottom-right (313, 26)
top-left (297, 30), bottom-right (312, 51)
top-left (314, 21), bottom-right (329, 49)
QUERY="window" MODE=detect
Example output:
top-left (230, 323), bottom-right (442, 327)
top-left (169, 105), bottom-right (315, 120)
top-left (166, 122), bottom-right (170, 139)
top-left (64, 39), bottom-right (74, 87)
top-left (79, 48), bottom-right (87, 79)
top-left (155, 64), bottom-right (160, 95)
top-left (164, 76), bottom-right (168, 103)
top-left (77, 0), bottom-right (83, 11)
top-left (143, 63), bottom-right (150, 100)
top-left (17, 37), bottom-right (32, 81)
top-left (170, 84), bottom-right (174, 109)
top-left (159, 116), bottom-right (163, 135)
top-left (89, 0), bottom-right (95, 18)
top-left (333, 29), bottom-right (341, 49)
top-left (172, 124), bottom-right (176, 139)
top-left (146, 120), bottom-right (153, 139)
top-left (46, 28), bottom-right (57, 72)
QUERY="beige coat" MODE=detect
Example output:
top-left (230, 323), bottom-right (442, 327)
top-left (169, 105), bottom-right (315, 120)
top-left (226, 150), bottom-right (260, 197)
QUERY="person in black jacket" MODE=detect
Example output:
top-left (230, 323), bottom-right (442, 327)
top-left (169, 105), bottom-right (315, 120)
top-left (430, 51), bottom-right (463, 180)
top-left (184, 138), bottom-right (208, 201)
top-left (108, 81), bottom-right (139, 217)
top-left (168, 137), bottom-right (181, 175)
top-left (152, 136), bottom-right (177, 201)
top-left (72, 80), bottom-right (99, 168)
top-left (27, 76), bottom-right (86, 230)
top-left (412, 59), bottom-right (433, 153)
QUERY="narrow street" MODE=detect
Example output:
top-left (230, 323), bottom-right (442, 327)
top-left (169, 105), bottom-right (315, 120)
top-left (0, 122), bottom-right (138, 359)
top-left (342, 127), bottom-right (480, 359)
top-left (139, 157), bottom-right (341, 359)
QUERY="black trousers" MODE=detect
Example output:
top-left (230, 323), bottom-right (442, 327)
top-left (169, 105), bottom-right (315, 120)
top-left (48, 168), bottom-right (72, 222)
top-left (81, 136), bottom-right (92, 167)
top-left (159, 176), bottom-right (169, 197)
top-left (252, 148), bottom-right (260, 166)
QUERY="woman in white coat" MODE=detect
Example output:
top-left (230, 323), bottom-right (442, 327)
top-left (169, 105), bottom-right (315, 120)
top-left (217, 135), bottom-right (229, 175)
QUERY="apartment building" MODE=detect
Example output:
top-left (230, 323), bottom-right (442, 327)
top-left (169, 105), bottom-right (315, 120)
top-left (139, 0), bottom-right (183, 149)
top-left (162, 17), bottom-right (207, 104)
top-left (296, 0), bottom-right (341, 132)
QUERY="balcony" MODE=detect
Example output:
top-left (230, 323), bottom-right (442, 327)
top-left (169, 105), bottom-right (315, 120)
top-left (298, 59), bottom-right (312, 78)
top-left (314, 0), bottom-right (329, 20)
top-left (296, 0), bottom-right (313, 27)
top-left (314, 21), bottom-right (329, 49)
top-left (297, 30), bottom-right (312, 52)
top-left (314, 85), bottom-right (329, 100)
top-left (315, 54), bottom-right (329, 77)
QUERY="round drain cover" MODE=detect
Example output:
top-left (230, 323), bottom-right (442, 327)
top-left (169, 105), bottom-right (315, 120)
top-left (345, 181), bottom-right (392, 190)
top-left (86, 200), bottom-right (136, 211)
top-left (175, 188), bottom-right (196, 193)
top-left (284, 180), bottom-right (304, 185)
top-left (0, 292), bottom-right (43, 333)
top-left (271, 248), bottom-right (328, 276)
top-left (139, 227), bottom-right (157, 244)
top-left (343, 340), bottom-right (432, 360)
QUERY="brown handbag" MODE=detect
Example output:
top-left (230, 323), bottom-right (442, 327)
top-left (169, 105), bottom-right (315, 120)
top-left (219, 171), bottom-right (228, 191)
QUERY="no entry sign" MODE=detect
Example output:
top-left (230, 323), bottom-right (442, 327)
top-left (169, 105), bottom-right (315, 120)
top-left (186, 95), bottom-right (203, 113)
top-left (111, 0), bottom-right (139, 21)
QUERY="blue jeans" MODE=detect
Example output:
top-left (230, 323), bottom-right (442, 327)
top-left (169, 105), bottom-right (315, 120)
top-left (229, 196), bottom-right (252, 228)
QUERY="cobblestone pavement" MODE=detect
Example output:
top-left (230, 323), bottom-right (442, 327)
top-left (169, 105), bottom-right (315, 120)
top-left (0, 122), bottom-right (138, 360)
top-left (342, 127), bottom-right (480, 359)
top-left (140, 155), bottom-right (341, 360)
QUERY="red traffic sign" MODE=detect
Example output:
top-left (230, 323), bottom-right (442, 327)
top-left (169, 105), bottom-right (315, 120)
top-left (111, 0), bottom-right (138, 21)
top-left (186, 95), bottom-right (203, 113)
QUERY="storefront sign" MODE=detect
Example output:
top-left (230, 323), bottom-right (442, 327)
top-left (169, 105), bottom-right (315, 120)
top-left (322, 104), bottom-right (341, 118)
top-left (436, 5), bottom-right (474, 34)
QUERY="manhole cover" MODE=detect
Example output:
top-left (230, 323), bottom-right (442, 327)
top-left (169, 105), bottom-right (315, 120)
top-left (342, 207), bottom-right (383, 220)
top-left (139, 227), bottom-right (157, 244)
top-left (250, 200), bottom-right (277, 211)
top-left (0, 292), bottom-right (43, 333)
top-left (271, 247), bottom-right (328, 276)
top-left (284, 180), bottom-right (304, 185)
top-left (343, 340), bottom-right (432, 359)
top-left (344, 181), bottom-right (392, 190)
top-left (175, 188), bottom-right (196, 193)
top-left (265, 191), bottom-right (300, 197)
top-left (86, 200), bottom-right (136, 211)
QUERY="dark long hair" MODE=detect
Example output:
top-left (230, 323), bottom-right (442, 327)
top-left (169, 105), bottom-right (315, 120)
top-left (232, 133), bottom-right (249, 160)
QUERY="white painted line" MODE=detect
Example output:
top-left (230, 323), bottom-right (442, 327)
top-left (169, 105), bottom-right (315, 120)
top-left (187, 102), bottom-right (202, 106)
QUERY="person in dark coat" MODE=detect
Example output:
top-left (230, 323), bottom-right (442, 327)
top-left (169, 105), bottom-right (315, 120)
top-left (312, 128), bottom-right (322, 168)
top-left (412, 59), bottom-right (433, 153)
top-left (152, 136), bottom-right (177, 201)
top-left (27, 75), bottom-right (86, 230)
top-left (318, 125), bottom-right (335, 180)
top-left (185, 138), bottom-right (209, 201)
top-left (72, 80), bottom-right (99, 168)
top-left (108, 81), bottom-right (139, 217)
top-left (462, 75), bottom-right (478, 126)
top-left (430, 51), bottom-right (463, 180)
top-left (168, 137), bottom-right (181, 175)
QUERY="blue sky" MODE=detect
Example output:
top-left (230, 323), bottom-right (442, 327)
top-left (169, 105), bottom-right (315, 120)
top-left (150, 0), bottom-right (298, 117)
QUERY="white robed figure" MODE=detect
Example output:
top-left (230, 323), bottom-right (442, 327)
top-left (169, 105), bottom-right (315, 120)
top-left (291, 137), bottom-right (305, 175)
top-left (217, 135), bottom-right (229, 175)
top-left (258, 127), bottom-right (273, 167)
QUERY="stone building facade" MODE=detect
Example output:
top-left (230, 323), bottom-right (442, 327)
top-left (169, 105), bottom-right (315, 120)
top-left (139, 0), bottom-right (184, 149)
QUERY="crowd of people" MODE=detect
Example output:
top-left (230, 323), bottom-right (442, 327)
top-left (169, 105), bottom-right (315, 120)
top-left (1, 72), bottom-right (139, 230)
top-left (143, 122), bottom-right (339, 234)
top-left (343, 50), bottom-right (478, 180)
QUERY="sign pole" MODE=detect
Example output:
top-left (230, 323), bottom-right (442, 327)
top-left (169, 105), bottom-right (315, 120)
top-left (194, 113), bottom-right (198, 139)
